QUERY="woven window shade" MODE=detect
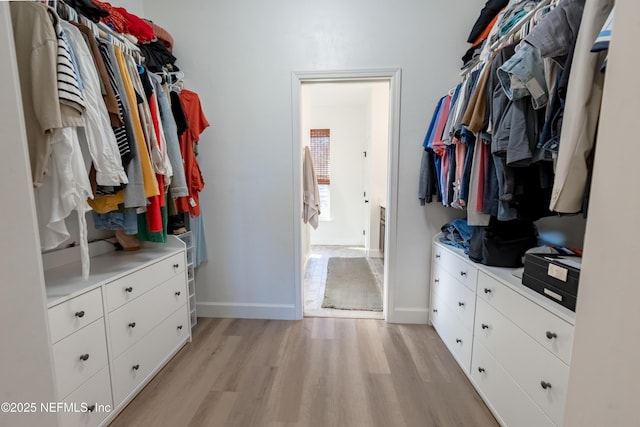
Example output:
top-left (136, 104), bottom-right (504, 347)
top-left (310, 129), bottom-right (331, 185)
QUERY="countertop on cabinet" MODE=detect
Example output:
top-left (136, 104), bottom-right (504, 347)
top-left (44, 238), bottom-right (185, 308)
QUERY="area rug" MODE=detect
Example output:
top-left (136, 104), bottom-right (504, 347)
top-left (322, 257), bottom-right (383, 311)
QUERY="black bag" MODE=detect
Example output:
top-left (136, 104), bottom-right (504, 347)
top-left (468, 226), bottom-right (485, 263)
top-left (468, 219), bottom-right (538, 268)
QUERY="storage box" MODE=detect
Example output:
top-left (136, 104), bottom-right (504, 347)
top-left (522, 253), bottom-right (581, 311)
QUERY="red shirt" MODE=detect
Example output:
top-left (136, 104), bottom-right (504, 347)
top-left (175, 90), bottom-right (210, 217)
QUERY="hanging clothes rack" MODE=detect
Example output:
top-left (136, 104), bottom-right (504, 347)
top-left (489, 0), bottom-right (554, 51)
top-left (460, 0), bottom-right (555, 78)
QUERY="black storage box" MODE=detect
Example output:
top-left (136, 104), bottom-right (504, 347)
top-left (522, 253), bottom-right (581, 311)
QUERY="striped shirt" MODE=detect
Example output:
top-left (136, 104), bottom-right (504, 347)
top-left (96, 40), bottom-right (133, 196)
top-left (49, 10), bottom-right (86, 113)
top-left (98, 40), bottom-right (132, 168)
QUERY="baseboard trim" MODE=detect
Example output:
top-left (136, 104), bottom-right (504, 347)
top-left (197, 302), bottom-right (298, 320)
top-left (367, 249), bottom-right (383, 258)
top-left (387, 307), bottom-right (429, 324)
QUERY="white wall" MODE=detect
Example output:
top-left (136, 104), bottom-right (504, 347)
top-left (142, 0), bottom-right (487, 321)
top-left (367, 82), bottom-right (390, 257)
top-left (0, 5), bottom-right (58, 426)
top-left (113, 0), bottom-right (145, 17)
top-left (308, 85), bottom-right (368, 246)
top-left (564, 0), bottom-right (640, 424)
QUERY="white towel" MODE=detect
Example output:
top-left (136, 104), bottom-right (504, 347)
top-left (303, 146), bottom-right (321, 229)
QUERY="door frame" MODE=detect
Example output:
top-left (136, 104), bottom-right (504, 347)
top-left (291, 68), bottom-right (402, 321)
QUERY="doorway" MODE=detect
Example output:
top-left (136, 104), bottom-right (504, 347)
top-left (292, 69), bottom-right (401, 321)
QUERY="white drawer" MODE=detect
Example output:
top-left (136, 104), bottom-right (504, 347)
top-left (52, 318), bottom-right (108, 399)
top-left (433, 302), bottom-right (473, 374)
top-left (48, 288), bottom-right (104, 344)
top-left (430, 284), bottom-right (444, 332)
top-left (58, 367), bottom-right (112, 427)
top-left (109, 274), bottom-right (187, 358)
top-left (475, 298), bottom-right (570, 425)
top-left (471, 341), bottom-right (555, 427)
top-left (112, 305), bottom-right (189, 406)
top-left (477, 271), bottom-right (574, 364)
top-left (432, 263), bottom-right (475, 331)
top-left (433, 243), bottom-right (478, 291)
top-left (105, 252), bottom-right (186, 312)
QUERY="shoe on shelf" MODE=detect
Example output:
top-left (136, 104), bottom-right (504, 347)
top-left (173, 226), bottom-right (187, 235)
top-left (115, 230), bottom-right (141, 251)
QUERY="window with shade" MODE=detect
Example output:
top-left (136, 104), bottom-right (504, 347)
top-left (310, 129), bottom-right (331, 220)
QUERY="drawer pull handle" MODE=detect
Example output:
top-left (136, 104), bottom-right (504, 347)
top-left (435, 254), bottom-right (441, 259)
top-left (433, 309), bottom-right (438, 313)
top-left (540, 381), bottom-right (552, 390)
top-left (546, 331), bottom-right (557, 340)
top-left (132, 364), bottom-right (140, 371)
top-left (125, 286), bottom-right (133, 293)
top-left (175, 291), bottom-right (181, 296)
top-left (87, 404), bottom-right (96, 412)
top-left (481, 324), bottom-right (489, 330)
top-left (458, 301), bottom-right (465, 307)
top-left (129, 322), bottom-right (136, 328)
top-left (173, 263), bottom-right (180, 269)
top-left (455, 338), bottom-right (462, 344)
top-left (460, 271), bottom-right (467, 277)
top-left (478, 367), bottom-right (485, 373)
top-left (177, 325), bottom-right (183, 330)
top-left (483, 288), bottom-right (491, 294)
top-left (75, 311), bottom-right (85, 318)
top-left (79, 354), bottom-right (90, 361)
top-left (434, 278), bottom-right (440, 283)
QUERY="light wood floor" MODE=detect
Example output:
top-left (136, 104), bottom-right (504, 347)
top-left (110, 318), bottom-right (499, 427)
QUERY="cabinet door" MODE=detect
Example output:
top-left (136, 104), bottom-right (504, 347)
top-left (58, 367), bottom-right (112, 427)
top-left (49, 288), bottom-right (104, 344)
top-left (51, 318), bottom-right (108, 399)
top-left (111, 306), bottom-right (189, 406)
top-left (475, 298), bottom-right (570, 426)
top-left (432, 298), bottom-right (473, 374)
top-left (432, 263), bottom-right (476, 333)
top-left (471, 341), bottom-right (555, 427)
top-left (105, 252), bottom-right (186, 312)
top-left (477, 271), bottom-right (574, 364)
top-left (433, 243), bottom-right (478, 291)
top-left (109, 274), bottom-right (187, 358)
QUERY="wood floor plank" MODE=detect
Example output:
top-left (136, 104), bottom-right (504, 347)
top-left (110, 319), bottom-right (243, 427)
top-left (365, 373), bottom-right (408, 427)
top-left (398, 324), bottom-right (451, 384)
top-left (297, 329), bottom-right (341, 427)
top-left (355, 319), bottom-right (391, 375)
top-left (187, 391), bottom-right (237, 427)
top-left (264, 321), bottom-right (309, 423)
top-left (331, 318), bottom-right (375, 427)
top-left (378, 323), bottom-right (443, 426)
top-left (110, 318), bottom-right (499, 427)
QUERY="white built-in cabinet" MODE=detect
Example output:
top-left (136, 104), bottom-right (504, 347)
top-left (0, 6), bottom-right (192, 426)
top-left (44, 239), bottom-right (191, 427)
top-left (430, 237), bottom-right (575, 427)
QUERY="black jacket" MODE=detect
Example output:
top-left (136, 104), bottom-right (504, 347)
top-left (467, 0), bottom-right (510, 43)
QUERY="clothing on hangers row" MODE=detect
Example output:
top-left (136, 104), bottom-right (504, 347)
top-left (10, 1), bottom-right (211, 278)
top-left (419, 0), bottom-right (614, 221)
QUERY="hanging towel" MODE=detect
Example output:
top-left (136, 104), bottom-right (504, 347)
top-left (303, 146), bottom-right (321, 230)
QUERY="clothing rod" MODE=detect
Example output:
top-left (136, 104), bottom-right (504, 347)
top-left (489, 0), bottom-right (553, 51)
top-left (97, 21), bottom-right (140, 52)
top-left (460, 0), bottom-right (554, 78)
